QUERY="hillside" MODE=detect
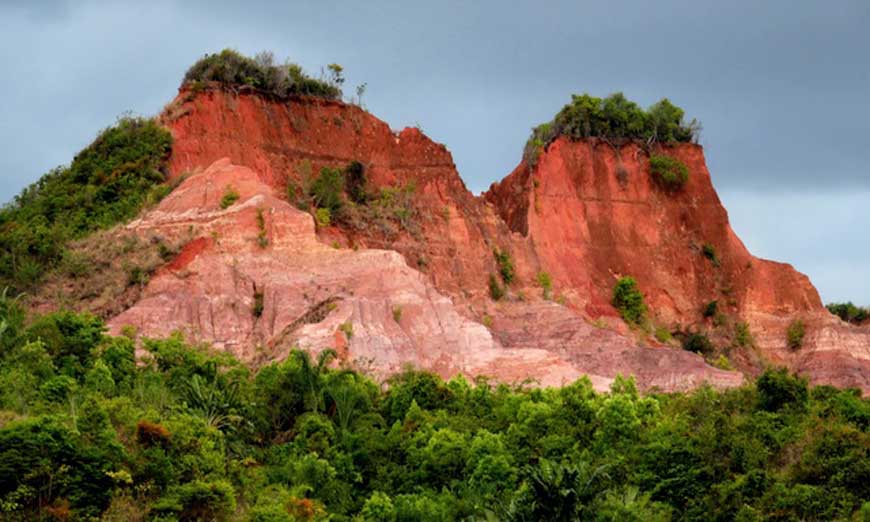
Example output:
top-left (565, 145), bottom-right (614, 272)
top-left (1, 50), bottom-right (870, 521)
top-left (82, 79), bottom-right (865, 394)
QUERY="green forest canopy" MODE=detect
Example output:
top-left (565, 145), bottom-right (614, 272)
top-left (0, 298), bottom-right (868, 521)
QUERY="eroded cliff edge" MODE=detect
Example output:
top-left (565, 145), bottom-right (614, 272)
top-left (106, 86), bottom-right (870, 393)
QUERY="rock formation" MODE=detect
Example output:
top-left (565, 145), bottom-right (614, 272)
top-left (104, 86), bottom-right (869, 393)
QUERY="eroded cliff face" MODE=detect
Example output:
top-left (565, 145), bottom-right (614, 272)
top-left (107, 86), bottom-right (870, 393)
top-left (109, 157), bottom-right (742, 392)
top-left (485, 138), bottom-right (870, 390)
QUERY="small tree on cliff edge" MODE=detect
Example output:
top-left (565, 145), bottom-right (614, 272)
top-left (612, 276), bottom-right (647, 326)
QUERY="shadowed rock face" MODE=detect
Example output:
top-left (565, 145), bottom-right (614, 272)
top-left (106, 86), bottom-right (869, 393)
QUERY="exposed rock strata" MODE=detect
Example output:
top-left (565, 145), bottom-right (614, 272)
top-left (104, 87), bottom-right (870, 393)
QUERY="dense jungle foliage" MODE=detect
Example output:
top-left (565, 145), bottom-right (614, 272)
top-left (1, 296), bottom-right (868, 521)
top-left (183, 49), bottom-right (343, 101)
top-left (524, 93), bottom-right (701, 165)
top-left (0, 117), bottom-right (173, 292)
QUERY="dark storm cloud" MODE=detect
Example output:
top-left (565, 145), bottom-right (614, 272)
top-left (1, 0), bottom-right (869, 301)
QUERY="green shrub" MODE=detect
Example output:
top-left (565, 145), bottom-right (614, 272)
top-left (826, 302), bottom-right (870, 324)
top-left (612, 276), bottom-right (646, 325)
top-left (360, 491), bottom-right (396, 521)
top-left (701, 243), bottom-right (720, 266)
top-left (711, 354), bottom-right (735, 371)
top-left (315, 208), bottom-right (331, 228)
top-left (488, 274), bottom-right (505, 301)
top-left (151, 480), bottom-right (237, 521)
top-left (536, 271), bottom-right (553, 300)
top-left (734, 321), bottom-right (754, 348)
top-left (252, 288), bottom-right (265, 318)
top-left (703, 300), bottom-right (718, 318)
top-left (787, 319), bottom-right (806, 350)
top-left (344, 161), bottom-right (367, 204)
top-left (682, 332), bottom-right (715, 356)
top-left (649, 154), bottom-right (689, 190)
top-left (0, 117), bottom-right (172, 291)
top-left (220, 186), bottom-right (240, 209)
top-left (654, 326), bottom-right (672, 343)
top-left (757, 367), bottom-right (808, 412)
top-left (309, 167), bottom-right (345, 214)
top-left (26, 311), bottom-right (105, 378)
top-left (524, 93), bottom-right (700, 165)
top-left (392, 305), bottom-right (403, 323)
top-left (256, 208), bottom-right (268, 248)
top-left (182, 49), bottom-right (341, 100)
top-left (339, 321), bottom-right (353, 339)
top-left (493, 248), bottom-right (515, 285)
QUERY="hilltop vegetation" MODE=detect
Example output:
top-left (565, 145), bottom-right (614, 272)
top-left (0, 117), bottom-right (172, 292)
top-left (525, 93), bottom-right (701, 165)
top-left (827, 302), bottom-right (870, 325)
top-left (1, 296), bottom-right (868, 521)
top-left (183, 49), bottom-right (343, 101)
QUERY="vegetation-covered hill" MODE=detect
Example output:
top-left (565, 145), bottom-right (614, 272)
top-left (0, 117), bottom-right (172, 292)
top-left (1, 297), bottom-right (868, 520)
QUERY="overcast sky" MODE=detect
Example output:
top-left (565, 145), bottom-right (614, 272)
top-left (1, 0), bottom-right (868, 303)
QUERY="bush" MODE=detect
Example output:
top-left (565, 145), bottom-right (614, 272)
top-left (654, 326), bottom-right (672, 343)
top-left (0, 117), bottom-right (172, 291)
top-left (25, 311), bottom-right (105, 378)
top-left (309, 167), bottom-right (345, 214)
top-left (757, 367), bottom-right (808, 412)
top-left (826, 302), bottom-right (870, 324)
top-left (536, 271), bottom-right (553, 300)
top-left (493, 248), bottom-right (515, 285)
top-left (682, 332), bottom-right (715, 356)
top-left (252, 288), bottom-right (265, 318)
top-left (734, 321), bottom-right (754, 348)
top-left (182, 49), bottom-right (341, 100)
top-left (703, 300), bottom-right (718, 318)
top-left (524, 93), bottom-right (700, 165)
top-left (612, 276), bottom-right (646, 325)
top-left (151, 480), bottom-right (237, 521)
top-left (315, 208), bottom-right (331, 228)
top-left (649, 154), bottom-right (689, 190)
top-left (339, 321), bottom-right (353, 340)
top-left (787, 319), bottom-right (806, 350)
top-left (256, 208), bottom-right (268, 248)
top-left (220, 186), bottom-right (240, 209)
top-left (488, 274), bottom-right (505, 301)
top-left (344, 161), bottom-right (367, 204)
top-left (701, 243), bottom-right (720, 266)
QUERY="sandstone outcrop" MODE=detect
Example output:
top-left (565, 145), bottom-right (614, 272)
top-left (109, 158), bottom-right (742, 391)
top-left (103, 86), bottom-right (869, 393)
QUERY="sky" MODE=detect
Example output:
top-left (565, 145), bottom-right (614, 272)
top-left (1, 0), bottom-right (868, 303)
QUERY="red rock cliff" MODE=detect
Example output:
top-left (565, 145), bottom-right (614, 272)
top-left (121, 86), bottom-right (869, 393)
top-left (486, 138), bottom-right (870, 390)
